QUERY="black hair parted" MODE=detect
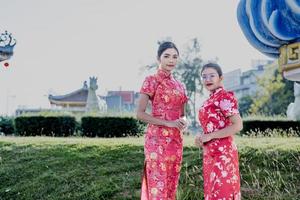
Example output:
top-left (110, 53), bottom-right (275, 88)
top-left (201, 62), bottom-right (223, 77)
top-left (157, 41), bottom-right (179, 59)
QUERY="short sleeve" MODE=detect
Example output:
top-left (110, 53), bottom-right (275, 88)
top-left (183, 93), bottom-right (188, 104)
top-left (181, 84), bottom-right (188, 104)
top-left (219, 91), bottom-right (239, 117)
top-left (140, 76), bottom-right (157, 98)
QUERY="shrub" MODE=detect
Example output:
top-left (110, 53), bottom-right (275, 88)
top-left (0, 116), bottom-right (15, 135)
top-left (81, 117), bottom-right (145, 137)
top-left (15, 116), bottom-right (76, 136)
top-left (240, 120), bottom-right (300, 136)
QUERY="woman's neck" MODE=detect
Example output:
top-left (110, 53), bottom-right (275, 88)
top-left (158, 66), bottom-right (171, 75)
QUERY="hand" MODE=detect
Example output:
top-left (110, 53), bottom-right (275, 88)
top-left (194, 134), bottom-right (203, 147)
top-left (164, 119), bottom-right (185, 131)
top-left (179, 116), bottom-right (188, 131)
top-left (199, 133), bottom-right (212, 144)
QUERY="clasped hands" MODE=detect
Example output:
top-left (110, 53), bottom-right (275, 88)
top-left (165, 116), bottom-right (188, 132)
top-left (194, 132), bottom-right (212, 147)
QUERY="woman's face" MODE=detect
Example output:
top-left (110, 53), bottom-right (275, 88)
top-left (158, 48), bottom-right (178, 72)
top-left (201, 67), bottom-right (223, 92)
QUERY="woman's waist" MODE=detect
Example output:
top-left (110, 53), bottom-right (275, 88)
top-left (203, 145), bottom-right (238, 158)
top-left (152, 109), bottom-right (182, 120)
top-left (146, 124), bottom-right (182, 137)
top-left (203, 136), bottom-right (233, 147)
top-left (203, 136), bottom-right (237, 153)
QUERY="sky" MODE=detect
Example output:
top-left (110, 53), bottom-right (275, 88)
top-left (0, 0), bottom-right (271, 115)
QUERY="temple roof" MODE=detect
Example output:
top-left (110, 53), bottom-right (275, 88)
top-left (49, 88), bottom-right (88, 105)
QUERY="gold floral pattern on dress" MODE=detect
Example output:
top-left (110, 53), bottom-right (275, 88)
top-left (140, 69), bottom-right (188, 200)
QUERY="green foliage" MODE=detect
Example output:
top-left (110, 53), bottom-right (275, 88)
top-left (0, 116), bottom-right (15, 135)
top-left (81, 111), bottom-right (136, 118)
top-left (267, 75), bottom-right (294, 115)
top-left (174, 38), bottom-right (204, 126)
top-left (178, 146), bottom-right (300, 200)
top-left (0, 143), bottom-right (143, 200)
top-left (0, 137), bottom-right (299, 200)
top-left (15, 116), bottom-right (76, 136)
top-left (238, 95), bottom-right (254, 116)
top-left (237, 147), bottom-right (300, 199)
top-left (250, 64), bottom-right (294, 115)
top-left (20, 110), bottom-right (75, 117)
top-left (4, 114), bottom-right (145, 138)
top-left (242, 114), bottom-right (288, 121)
top-left (81, 117), bottom-right (145, 137)
top-left (240, 120), bottom-right (300, 136)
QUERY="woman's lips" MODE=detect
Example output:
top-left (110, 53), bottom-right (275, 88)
top-left (206, 83), bottom-right (213, 86)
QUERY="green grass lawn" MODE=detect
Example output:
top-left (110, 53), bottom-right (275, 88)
top-left (0, 135), bottom-right (299, 200)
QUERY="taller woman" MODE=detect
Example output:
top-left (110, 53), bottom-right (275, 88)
top-left (137, 41), bottom-right (188, 200)
top-left (196, 63), bottom-right (243, 200)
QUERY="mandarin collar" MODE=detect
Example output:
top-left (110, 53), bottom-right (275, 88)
top-left (209, 86), bottom-right (224, 97)
top-left (156, 69), bottom-right (173, 81)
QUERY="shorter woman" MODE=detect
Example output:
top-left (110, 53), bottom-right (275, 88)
top-left (195, 63), bottom-right (243, 200)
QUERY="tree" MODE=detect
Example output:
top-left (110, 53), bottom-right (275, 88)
top-left (266, 72), bottom-right (294, 115)
top-left (173, 38), bottom-right (203, 127)
top-left (238, 95), bottom-right (253, 116)
top-left (250, 62), bottom-right (294, 115)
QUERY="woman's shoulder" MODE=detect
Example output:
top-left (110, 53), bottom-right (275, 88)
top-left (173, 78), bottom-right (185, 87)
top-left (218, 89), bottom-right (237, 101)
top-left (223, 89), bottom-right (235, 96)
top-left (143, 74), bottom-right (158, 83)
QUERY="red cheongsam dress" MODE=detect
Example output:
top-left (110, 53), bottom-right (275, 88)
top-left (140, 69), bottom-right (188, 200)
top-left (198, 87), bottom-right (241, 200)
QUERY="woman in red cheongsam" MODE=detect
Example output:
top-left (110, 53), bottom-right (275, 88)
top-left (137, 41), bottom-right (188, 200)
top-left (195, 63), bottom-right (243, 200)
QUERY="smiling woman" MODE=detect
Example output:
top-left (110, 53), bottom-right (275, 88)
top-left (196, 62), bottom-right (243, 200)
top-left (136, 41), bottom-right (188, 199)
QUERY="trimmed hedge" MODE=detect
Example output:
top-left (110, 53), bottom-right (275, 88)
top-left (240, 120), bottom-right (300, 136)
top-left (81, 117), bottom-right (145, 137)
top-left (15, 116), bottom-right (76, 136)
top-left (0, 117), bottom-right (15, 135)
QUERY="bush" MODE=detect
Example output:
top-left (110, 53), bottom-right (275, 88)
top-left (42, 116), bottom-right (76, 137)
top-left (0, 116), bottom-right (15, 135)
top-left (15, 116), bottom-right (76, 136)
top-left (240, 120), bottom-right (300, 136)
top-left (81, 117), bottom-right (145, 137)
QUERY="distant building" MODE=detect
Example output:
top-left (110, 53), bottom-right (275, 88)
top-left (15, 108), bottom-right (49, 116)
top-left (48, 83), bottom-right (88, 113)
top-left (223, 60), bottom-right (273, 99)
top-left (251, 59), bottom-right (272, 69)
top-left (105, 91), bottom-right (139, 112)
top-left (15, 80), bottom-right (140, 116)
top-left (48, 77), bottom-right (106, 113)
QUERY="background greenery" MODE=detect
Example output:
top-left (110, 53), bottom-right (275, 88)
top-left (0, 135), bottom-right (299, 200)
